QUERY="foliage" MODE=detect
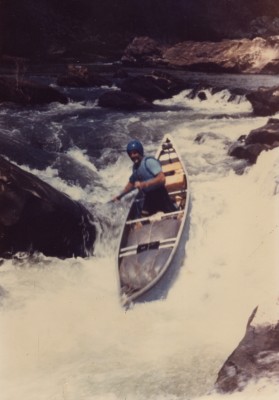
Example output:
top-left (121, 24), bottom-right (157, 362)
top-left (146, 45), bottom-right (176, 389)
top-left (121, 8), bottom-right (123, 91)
top-left (1, 0), bottom-right (279, 60)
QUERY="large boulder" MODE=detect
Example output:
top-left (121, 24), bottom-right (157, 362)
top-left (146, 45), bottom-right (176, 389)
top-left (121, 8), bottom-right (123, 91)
top-left (119, 71), bottom-right (187, 102)
top-left (246, 86), bottom-right (279, 116)
top-left (246, 117), bottom-right (279, 145)
top-left (0, 156), bottom-right (96, 259)
top-left (229, 118), bottom-right (279, 163)
top-left (229, 142), bottom-right (267, 164)
top-left (215, 307), bottom-right (279, 393)
top-left (0, 77), bottom-right (68, 105)
top-left (122, 36), bottom-right (279, 74)
top-left (98, 70), bottom-right (187, 111)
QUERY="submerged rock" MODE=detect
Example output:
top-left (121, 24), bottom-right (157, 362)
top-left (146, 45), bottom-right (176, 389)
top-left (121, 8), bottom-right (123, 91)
top-left (0, 156), bottom-right (96, 259)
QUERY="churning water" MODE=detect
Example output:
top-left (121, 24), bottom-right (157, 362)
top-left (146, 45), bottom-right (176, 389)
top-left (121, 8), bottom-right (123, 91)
top-left (0, 70), bottom-right (278, 399)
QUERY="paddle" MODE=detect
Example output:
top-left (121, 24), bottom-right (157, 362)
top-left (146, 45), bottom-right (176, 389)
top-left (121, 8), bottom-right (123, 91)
top-left (108, 187), bottom-right (138, 204)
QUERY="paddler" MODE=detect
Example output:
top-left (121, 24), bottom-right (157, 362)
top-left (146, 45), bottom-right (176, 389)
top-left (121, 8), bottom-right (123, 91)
top-left (113, 139), bottom-right (176, 216)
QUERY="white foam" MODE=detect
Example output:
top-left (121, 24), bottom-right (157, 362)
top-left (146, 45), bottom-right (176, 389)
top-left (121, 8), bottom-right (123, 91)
top-left (0, 91), bottom-right (278, 400)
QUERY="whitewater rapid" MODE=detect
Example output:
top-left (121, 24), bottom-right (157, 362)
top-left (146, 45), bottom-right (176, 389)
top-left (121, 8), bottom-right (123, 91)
top-left (0, 84), bottom-right (278, 400)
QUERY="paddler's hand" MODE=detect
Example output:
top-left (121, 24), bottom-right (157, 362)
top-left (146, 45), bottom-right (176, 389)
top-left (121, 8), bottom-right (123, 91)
top-left (111, 191), bottom-right (129, 202)
top-left (134, 181), bottom-right (147, 190)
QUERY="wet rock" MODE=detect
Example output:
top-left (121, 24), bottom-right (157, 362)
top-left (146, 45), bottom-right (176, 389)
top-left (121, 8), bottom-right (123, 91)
top-left (122, 36), bottom-right (279, 74)
top-left (229, 142), bottom-right (267, 164)
top-left (0, 156), bottom-right (96, 259)
top-left (228, 118), bottom-right (279, 163)
top-left (119, 71), bottom-right (187, 102)
top-left (121, 37), bottom-right (165, 67)
top-left (246, 86), bottom-right (279, 116)
top-left (57, 64), bottom-right (112, 87)
top-left (0, 77), bottom-right (68, 105)
top-left (186, 84), bottom-right (210, 100)
top-left (98, 90), bottom-right (153, 111)
top-left (215, 307), bottom-right (279, 393)
top-left (197, 91), bottom-right (207, 101)
top-left (246, 118), bottom-right (279, 145)
top-left (120, 75), bottom-right (168, 102)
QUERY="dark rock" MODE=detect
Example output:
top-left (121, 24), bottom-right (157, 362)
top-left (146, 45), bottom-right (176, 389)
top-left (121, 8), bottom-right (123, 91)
top-left (228, 118), bottom-right (279, 163)
top-left (0, 77), bottom-right (68, 105)
top-left (122, 36), bottom-right (279, 74)
top-left (186, 85), bottom-right (209, 100)
top-left (121, 37), bottom-right (164, 67)
top-left (98, 90), bottom-right (153, 111)
top-left (237, 135), bottom-right (247, 142)
top-left (0, 156), bottom-right (96, 259)
top-left (228, 88), bottom-right (248, 102)
top-left (261, 60), bottom-right (279, 74)
top-left (57, 64), bottom-right (112, 87)
top-left (246, 86), bottom-right (279, 116)
top-left (228, 142), bottom-right (267, 164)
top-left (197, 91), bottom-right (207, 101)
top-left (120, 76), bottom-right (167, 102)
top-left (246, 118), bottom-right (279, 145)
top-left (119, 71), bottom-right (187, 102)
top-left (215, 307), bottom-right (279, 393)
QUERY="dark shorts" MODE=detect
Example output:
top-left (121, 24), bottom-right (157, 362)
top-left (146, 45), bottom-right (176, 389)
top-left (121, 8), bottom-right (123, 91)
top-left (142, 186), bottom-right (177, 215)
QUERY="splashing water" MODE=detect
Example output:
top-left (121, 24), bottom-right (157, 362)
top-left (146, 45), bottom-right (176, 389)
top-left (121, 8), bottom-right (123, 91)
top-left (0, 72), bottom-right (278, 400)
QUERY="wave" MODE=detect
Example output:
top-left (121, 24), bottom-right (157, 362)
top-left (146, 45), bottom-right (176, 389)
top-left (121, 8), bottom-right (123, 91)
top-left (155, 87), bottom-right (252, 115)
top-left (0, 72), bottom-right (278, 400)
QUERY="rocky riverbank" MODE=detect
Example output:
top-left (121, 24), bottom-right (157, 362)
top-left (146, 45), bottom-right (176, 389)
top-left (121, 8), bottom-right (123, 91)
top-left (122, 36), bottom-right (279, 74)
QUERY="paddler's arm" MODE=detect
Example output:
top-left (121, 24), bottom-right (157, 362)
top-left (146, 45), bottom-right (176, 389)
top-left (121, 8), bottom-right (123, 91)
top-left (112, 181), bottom-right (135, 202)
top-left (134, 171), bottom-right (165, 190)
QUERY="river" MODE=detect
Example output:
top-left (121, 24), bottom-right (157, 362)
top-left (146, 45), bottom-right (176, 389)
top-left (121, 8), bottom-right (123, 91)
top-left (0, 69), bottom-right (278, 399)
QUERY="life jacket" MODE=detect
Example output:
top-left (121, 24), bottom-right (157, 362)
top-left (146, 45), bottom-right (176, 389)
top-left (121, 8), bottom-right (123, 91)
top-left (130, 156), bottom-right (163, 192)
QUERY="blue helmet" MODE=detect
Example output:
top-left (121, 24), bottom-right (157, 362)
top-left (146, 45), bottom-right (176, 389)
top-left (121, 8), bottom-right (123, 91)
top-left (126, 139), bottom-right (144, 156)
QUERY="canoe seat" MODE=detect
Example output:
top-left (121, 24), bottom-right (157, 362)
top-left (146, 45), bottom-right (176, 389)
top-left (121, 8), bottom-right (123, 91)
top-left (162, 161), bottom-right (183, 174)
top-left (165, 171), bottom-right (185, 192)
top-left (162, 161), bottom-right (185, 192)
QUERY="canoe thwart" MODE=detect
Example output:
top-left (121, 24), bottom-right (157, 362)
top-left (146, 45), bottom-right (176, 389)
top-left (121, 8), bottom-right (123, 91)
top-left (137, 240), bottom-right (159, 253)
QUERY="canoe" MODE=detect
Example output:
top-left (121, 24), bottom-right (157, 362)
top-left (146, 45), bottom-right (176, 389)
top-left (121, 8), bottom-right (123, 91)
top-left (116, 134), bottom-right (190, 307)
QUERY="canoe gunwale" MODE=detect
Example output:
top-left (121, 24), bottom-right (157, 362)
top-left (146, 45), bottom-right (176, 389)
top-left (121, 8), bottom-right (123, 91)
top-left (116, 134), bottom-right (190, 307)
